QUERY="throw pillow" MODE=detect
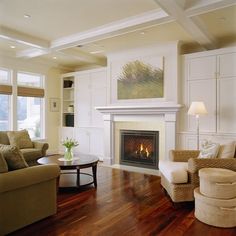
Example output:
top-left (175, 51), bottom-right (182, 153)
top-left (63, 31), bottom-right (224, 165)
top-left (7, 129), bottom-right (33, 149)
top-left (0, 152), bottom-right (8, 173)
top-left (0, 144), bottom-right (28, 170)
top-left (217, 141), bottom-right (236, 158)
top-left (198, 140), bottom-right (220, 158)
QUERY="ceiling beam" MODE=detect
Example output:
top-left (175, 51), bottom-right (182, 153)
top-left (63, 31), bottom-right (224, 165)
top-left (185, 0), bottom-right (236, 16)
top-left (60, 48), bottom-right (107, 66)
top-left (0, 26), bottom-right (49, 49)
top-left (50, 9), bottom-right (173, 50)
top-left (16, 48), bottom-right (50, 58)
top-left (154, 0), bottom-right (218, 50)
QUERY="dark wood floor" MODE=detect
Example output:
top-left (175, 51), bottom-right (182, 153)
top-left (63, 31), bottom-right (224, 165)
top-left (11, 166), bottom-right (236, 236)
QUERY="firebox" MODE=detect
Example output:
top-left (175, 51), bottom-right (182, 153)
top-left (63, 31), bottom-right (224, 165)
top-left (120, 130), bottom-right (159, 169)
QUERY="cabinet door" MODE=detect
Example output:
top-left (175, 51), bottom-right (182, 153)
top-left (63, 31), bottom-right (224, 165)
top-left (188, 79), bottom-right (216, 132)
top-left (90, 128), bottom-right (104, 158)
top-left (217, 52), bottom-right (236, 133)
top-left (90, 70), bottom-right (107, 127)
top-left (76, 74), bottom-right (91, 127)
top-left (217, 78), bottom-right (236, 133)
top-left (218, 53), bottom-right (236, 78)
top-left (74, 128), bottom-right (90, 154)
top-left (188, 56), bottom-right (216, 80)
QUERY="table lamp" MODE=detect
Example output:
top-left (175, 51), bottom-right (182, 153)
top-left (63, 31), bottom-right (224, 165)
top-left (188, 101), bottom-right (208, 149)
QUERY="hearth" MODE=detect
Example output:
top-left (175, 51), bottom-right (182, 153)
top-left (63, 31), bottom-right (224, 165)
top-left (120, 130), bottom-right (159, 169)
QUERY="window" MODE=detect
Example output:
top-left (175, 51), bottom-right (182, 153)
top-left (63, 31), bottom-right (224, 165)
top-left (17, 72), bottom-right (45, 139)
top-left (17, 72), bottom-right (42, 88)
top-left (0, 68), bottom-right (11, 131)
top-left (0, 68), bottom-right (10, 84)
top-left (0, 95), bottom-right (10, 131)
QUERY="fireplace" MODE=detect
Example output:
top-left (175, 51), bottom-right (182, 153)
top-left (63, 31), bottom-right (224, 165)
top-left (120, 130), bottom-right (159, 169)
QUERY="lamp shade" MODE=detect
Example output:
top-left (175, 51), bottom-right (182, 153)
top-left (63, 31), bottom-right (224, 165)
top-left (188, 102), bottom-right (208, 115)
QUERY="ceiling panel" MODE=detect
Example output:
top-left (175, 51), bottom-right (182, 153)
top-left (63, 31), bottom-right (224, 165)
top-left (93, 22), bottom-right (195, 53)
top-left (0, 0), bottom-right (159, 41)
top-left (198, 5), bottom-right (236, 38)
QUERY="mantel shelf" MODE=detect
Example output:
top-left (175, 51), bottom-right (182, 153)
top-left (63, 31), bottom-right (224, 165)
top-left (95, 103), bottom-right (182, 115)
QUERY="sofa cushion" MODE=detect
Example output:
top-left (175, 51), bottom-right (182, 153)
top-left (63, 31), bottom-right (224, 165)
top-left (0, 152), bottom-right (8, 173)
top-left (217, 141), bottom-right (236, 159)
top-left (0, 144), bottom-right (28, 170)
top-left (21, 148), bottom-right (42, 162)
top-left (7, 130), bottom-right (33, 149)
top-left (159, 160), bottom-right (188, 184)
top-left (198, 141), bottom-right (220, 158)
top-left (0, 131), bottom-right (10, 145)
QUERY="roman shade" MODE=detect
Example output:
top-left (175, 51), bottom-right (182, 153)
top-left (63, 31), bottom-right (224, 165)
top-left (17, 86), bottom-right (44, 97)
top-left (0, 85), bottom-right (12, 95)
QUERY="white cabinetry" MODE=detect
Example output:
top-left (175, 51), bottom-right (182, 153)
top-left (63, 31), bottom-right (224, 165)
top-left (61, 74), bottom-right (75, 127)
top-left (60, 68), bottom-right (107, 158)
top-left (178, 47), bottom-right (236, 149)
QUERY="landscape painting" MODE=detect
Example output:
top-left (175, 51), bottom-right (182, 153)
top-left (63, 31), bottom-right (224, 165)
top-left (117, 58), bottom-right (164, 100)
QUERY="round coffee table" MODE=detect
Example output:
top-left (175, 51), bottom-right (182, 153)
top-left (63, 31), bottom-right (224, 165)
top-left (38, 153), bottom-right (99, 189)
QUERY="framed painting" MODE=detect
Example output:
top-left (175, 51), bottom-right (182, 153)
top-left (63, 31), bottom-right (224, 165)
top-left (50, 98), bottom-right (60, 112)
top-left (116, 56), bottom-right (164, 100)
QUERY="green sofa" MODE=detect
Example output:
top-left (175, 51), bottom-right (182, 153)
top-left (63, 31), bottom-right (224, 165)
top-left (0, 131), bottom-right (48, 166)
top-left (0, 163), bottom-right (60, 235)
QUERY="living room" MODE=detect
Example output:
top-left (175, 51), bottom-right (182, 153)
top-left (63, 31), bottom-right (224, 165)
top-left (0, 0), bottom-right (236, 235)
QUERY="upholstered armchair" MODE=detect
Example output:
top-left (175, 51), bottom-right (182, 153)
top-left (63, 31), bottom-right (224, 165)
top-left (0, 163), bottom-right (60, 235)
top-left (0, 130), bottom-right (48, 165)
top-left (159, 146), bottom-right (236, 203)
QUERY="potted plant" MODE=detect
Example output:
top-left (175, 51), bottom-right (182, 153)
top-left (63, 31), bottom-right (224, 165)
top-left (62, 137), bottom-right (79, 160)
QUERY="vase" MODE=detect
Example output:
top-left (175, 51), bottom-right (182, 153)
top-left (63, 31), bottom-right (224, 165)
top-left (64, 147), bottom-right (73, 161)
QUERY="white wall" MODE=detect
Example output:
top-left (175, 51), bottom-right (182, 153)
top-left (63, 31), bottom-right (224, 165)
top-left (107, 41), bottom-right (180, 105)
top-left (0, 55), bottom-right (66, 153)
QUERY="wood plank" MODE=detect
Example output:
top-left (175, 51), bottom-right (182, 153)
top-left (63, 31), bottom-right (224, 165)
top-left (10, 166), bottom-right (236, 235)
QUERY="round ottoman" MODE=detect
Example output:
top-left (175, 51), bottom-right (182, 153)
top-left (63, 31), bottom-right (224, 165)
top-left (199, 168), bottom-right (236, 199)
top-left (194, 187), bottom-right (236, 228)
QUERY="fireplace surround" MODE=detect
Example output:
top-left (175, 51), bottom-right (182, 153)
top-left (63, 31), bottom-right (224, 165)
top-left (96, 103), bottom-right (181, 165)
top-left (120, 130), bottom-right (159, 169)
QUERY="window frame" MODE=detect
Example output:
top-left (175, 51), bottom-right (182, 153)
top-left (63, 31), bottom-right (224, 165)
top-left (16, 71), bottom-right (45, 140)
top-left (0, 67), bottom-right (12, 130)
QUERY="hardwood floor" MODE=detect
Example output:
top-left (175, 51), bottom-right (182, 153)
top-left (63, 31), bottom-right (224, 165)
top-left (10, 166), bottom-right (236, 236)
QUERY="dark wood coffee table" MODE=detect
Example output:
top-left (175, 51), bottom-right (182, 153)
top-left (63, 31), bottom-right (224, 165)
top-left (38, 153), bottom-right (99, 189)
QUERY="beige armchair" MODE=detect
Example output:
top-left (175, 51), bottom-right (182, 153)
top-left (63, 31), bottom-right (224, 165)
top-left (159, 149), bottom-right (236, 202)
top-left (0, 131), bottom-right (48, 165)
top-left (0, 164), bottom-right (60, 235)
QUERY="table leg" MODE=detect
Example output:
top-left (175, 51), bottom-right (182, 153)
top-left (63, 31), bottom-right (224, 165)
top-left (92, 164), bottom-right (97, 188)
top-left (77, 167), bottom-right (80, 187)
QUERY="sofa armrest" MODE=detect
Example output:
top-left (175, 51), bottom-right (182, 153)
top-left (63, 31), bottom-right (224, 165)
top-left (188, 158), bottom-right (236, 173)
top-left (0, 164), bottom-right (60, 193)
top-left (169, 150), bottom-right (200, 162)
top-left (32, 141), bottom-right (49, 156)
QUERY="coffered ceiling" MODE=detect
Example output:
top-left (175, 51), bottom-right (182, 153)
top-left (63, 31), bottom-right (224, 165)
top-left (0, 0), bottom-right (235, 70)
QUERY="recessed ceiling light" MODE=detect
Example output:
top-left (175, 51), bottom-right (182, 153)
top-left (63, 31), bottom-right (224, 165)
top-left (90, 50), bottom-right (104, 54)
top-left (53, 56), bottom-right (57, 59)
top-left (24, 14), bottom-right (31, 18)
top-left (10, 45), bottom-right (16, 49)
top-left (218, 17), bottom-right (226, 21)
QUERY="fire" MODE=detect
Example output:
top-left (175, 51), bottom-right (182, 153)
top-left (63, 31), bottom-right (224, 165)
top-left (138, 143), bottom-right (150, 158)
top-left (140, 143), bottom-right (144, 152)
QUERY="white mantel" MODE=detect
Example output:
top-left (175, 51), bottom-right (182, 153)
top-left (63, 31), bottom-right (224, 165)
top-left (96, 103), bottom-right (182, 166)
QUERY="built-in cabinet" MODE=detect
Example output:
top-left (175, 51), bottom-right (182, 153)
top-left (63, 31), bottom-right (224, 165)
top-left (59, 68), bottom-right (107, 159)
top-left (61, 74), bottom-right (75, 127)
top-left (178, 47), bottom-right (236, 149)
